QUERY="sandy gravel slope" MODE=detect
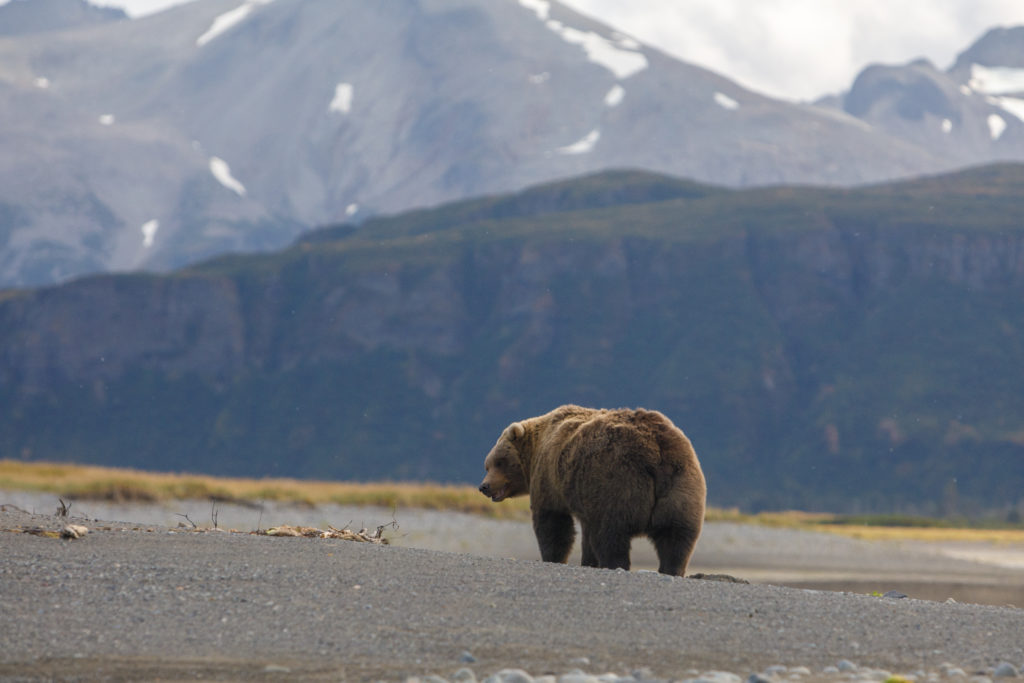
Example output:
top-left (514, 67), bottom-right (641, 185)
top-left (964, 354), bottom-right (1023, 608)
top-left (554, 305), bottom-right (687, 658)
top-left (2, 507), bottom-right (1023, 682)
top-left (6, 490), bottom-right (1021, 603)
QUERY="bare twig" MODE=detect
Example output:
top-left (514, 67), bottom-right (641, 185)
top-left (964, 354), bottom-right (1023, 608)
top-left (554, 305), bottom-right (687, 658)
top-left (175, 512), bottom-right (197, 529)
top-left (211, 502), bottom-right (219, 530)
top-left (56, 498), bottom-right (71, 517)
top-left (373, 517), bottom-right (400, 540)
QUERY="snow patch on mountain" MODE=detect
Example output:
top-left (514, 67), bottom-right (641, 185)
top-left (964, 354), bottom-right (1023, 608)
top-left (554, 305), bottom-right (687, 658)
top-left (992, 96), bottom-right (1024, 123)
top-left (942, 118), bottom-right (953, 133)
top-left (210, 157), bottom-right (247, 196)
top-left (517, 0), bottom-right (549, 20)
top-left (34, 77), bottom-right (50, 89)
top-left (557, 128), bottom-right (600, 154)
top-left (961, 65), bottom-right (1024, 124)
top-left (988, 113), bottom-right (1007, 140)
top-left (549, 21), bottom-right (648, 80)
top-left (141, 219), bottom-right (159, 248)
top-left (329, 82), bottom-right (353, 114)
top-left (516, 0), bottom-right (647, 80)
top-left (197, 0), bottom-right (274, 47)
top-left (714, 92), bottom-right (739, 110)
top-left (969, 64), bottom-right (1024, 96)
top-left (604, 84), bottom-right (624, 107)
top-left (98, 114), bottom-right (115, 125)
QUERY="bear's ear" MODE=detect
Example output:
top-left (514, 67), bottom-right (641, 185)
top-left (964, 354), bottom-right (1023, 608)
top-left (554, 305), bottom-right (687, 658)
top-left (507, 422), bottom-right (526, 441)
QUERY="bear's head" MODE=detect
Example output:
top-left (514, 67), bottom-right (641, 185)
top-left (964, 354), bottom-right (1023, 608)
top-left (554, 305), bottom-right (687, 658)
top-left (478, 421), bottom-right (529, 502)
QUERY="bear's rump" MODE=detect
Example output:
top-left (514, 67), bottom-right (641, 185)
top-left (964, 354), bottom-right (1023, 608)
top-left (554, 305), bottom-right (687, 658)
top-left (558, 421), bottom-right (661, 523)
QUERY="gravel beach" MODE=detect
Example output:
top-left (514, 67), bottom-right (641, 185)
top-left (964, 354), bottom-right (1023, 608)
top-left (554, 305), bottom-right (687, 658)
top-left (2, 495), bottom-right (1024, 682)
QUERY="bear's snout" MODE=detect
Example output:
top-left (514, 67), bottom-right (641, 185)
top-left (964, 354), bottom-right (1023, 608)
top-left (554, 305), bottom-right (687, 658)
top-left (478, 479), bottom-right (507, 502)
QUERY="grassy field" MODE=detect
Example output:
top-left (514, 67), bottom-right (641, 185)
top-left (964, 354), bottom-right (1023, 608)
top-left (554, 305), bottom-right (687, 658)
top-left (0, 459), bottom-right (531, 519)
top-left (3, 459), bottom-right (1024, 543)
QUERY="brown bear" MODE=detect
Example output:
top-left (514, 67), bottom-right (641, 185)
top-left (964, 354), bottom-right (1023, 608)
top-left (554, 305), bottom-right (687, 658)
top-left (478, 404), bottom-right (706, 575)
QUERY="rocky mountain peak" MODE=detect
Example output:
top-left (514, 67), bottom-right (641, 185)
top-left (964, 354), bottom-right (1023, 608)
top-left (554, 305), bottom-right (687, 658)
top-left (950, 25), bottom-right (1024, 72)
top-left (0, 0), bottom-right (126, 36)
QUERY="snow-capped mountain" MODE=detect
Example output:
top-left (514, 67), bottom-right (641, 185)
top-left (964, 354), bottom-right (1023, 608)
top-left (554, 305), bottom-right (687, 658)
top-left (0, 0), bottom-right (1010, 287)
top-left (836, 26), bottom-right (1024, 164)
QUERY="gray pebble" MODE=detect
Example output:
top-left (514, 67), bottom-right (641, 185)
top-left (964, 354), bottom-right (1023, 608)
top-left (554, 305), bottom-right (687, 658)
top-left (685, 672), bottom-right (741, 683)
top-left (493, 669), bottom-right (534, 683)
top-left (994, 662), bottom-right (1020, 678)
top-left (558, 674), bottom-right (598, 683)
top-left (837, 659), bottom-right (857, 672)
top-left (883, 590), bottom-right (908, 599)
top-left (263, 664), bottom-right (291, 673)
top-left (453, 668), bottom-right (477, 682)
top-left (460, 651), bottom-right (478, 664)
top-left (745, 675), bottom-right (771, 683)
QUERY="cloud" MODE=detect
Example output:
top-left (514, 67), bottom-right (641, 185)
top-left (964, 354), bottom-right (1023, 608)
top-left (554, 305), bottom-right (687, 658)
top-left (561, 0), bottom-right (1024, 100)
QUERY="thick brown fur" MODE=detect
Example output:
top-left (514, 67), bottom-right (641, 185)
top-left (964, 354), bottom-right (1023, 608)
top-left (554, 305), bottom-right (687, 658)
top-left (479, 405), bottom-right (706, 575)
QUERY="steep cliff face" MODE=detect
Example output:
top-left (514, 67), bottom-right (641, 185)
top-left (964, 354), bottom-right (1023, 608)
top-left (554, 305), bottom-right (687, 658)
top-left (1, 274), bottom-right (245, 390)
top-left (2, 167), bottom-right (1024, 513)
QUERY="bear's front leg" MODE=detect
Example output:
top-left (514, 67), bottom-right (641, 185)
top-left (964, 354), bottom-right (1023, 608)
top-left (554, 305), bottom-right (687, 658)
top-left (532, 509), bottom-right (575, 563)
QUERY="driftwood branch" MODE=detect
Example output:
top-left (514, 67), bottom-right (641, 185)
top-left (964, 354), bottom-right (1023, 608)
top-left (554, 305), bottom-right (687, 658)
top-left (257, 523), bottom-right (392, 544)
top-left (175, 513), bottom-right (198, 529)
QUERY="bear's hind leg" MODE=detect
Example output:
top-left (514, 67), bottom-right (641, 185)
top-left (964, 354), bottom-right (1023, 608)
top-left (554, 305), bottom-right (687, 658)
top-left (587, 523), bottom-right (631, 570)
top-left (533, 510), bottom-right (575, 563)
top-left (580, 526), bottom-right (598, 567)
top-left (649, 523), bottom-right (700, 576)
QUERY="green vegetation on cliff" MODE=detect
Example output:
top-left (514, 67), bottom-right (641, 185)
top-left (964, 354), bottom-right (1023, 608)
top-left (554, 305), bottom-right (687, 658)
top-left (3, 166), bottom-right (1024, 515)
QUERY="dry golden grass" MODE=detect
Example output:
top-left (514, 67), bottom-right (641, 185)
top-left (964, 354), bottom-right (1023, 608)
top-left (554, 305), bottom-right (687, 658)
top-left (812, 524), bottom-right (1024, 544)
top-left (0, 459), bottom-right (531, 519)
top-left (686, 506), bottom-right (1024, 542)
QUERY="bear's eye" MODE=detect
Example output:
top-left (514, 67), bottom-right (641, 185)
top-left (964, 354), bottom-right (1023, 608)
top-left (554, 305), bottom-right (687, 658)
top-left (495, 457), bottom-right (506, 468)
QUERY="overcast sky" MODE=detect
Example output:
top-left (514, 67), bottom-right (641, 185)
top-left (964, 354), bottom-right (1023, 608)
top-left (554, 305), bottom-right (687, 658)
top-left (78, 0), bottom-right (1024, 101)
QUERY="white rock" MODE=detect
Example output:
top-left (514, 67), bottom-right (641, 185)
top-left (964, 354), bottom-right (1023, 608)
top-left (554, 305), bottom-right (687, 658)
top-left (60, 524), bottom-right (89, 539)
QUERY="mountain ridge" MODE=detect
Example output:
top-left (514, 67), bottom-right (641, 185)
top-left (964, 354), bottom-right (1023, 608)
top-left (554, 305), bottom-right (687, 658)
top-left (0, 0), bottom-right (984, 288)
top-left (3, 164), bottom-right (1024, 515)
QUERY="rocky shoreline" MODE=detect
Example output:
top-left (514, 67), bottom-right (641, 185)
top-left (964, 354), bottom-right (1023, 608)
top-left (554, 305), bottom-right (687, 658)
top-left (2, 496), bottom-right (1024, 682)
top-left (5, 490), bottom-right (1022, 605)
